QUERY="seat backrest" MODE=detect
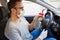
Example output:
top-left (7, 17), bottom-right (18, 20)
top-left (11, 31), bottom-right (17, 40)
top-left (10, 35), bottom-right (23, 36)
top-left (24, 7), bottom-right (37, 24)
top-left (0, 6), bottom-right (9, 40)
top-left (0, 7), bottom-right (8, 21)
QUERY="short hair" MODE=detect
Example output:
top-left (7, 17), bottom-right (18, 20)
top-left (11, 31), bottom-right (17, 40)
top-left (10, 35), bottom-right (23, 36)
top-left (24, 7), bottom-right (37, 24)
top-left (8, 0), bottom-right (22, 11)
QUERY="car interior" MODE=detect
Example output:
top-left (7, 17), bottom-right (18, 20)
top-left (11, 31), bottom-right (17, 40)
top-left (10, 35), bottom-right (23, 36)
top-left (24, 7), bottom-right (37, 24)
top-left (0, 0), bottom-right (60, 40)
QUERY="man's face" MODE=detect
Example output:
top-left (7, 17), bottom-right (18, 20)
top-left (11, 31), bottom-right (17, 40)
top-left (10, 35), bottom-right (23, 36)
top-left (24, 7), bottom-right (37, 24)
top-left (12, 2), bottom-right (24, 17)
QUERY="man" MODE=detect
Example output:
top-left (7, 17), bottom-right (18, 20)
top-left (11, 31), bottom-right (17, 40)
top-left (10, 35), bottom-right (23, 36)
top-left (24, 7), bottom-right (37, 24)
top-left (4, 0), bottom-right (48, 40)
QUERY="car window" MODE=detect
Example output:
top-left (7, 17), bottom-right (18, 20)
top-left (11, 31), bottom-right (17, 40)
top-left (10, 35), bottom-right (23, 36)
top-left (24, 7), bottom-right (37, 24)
top-left (0, 3), bottom-right (2, 7)
top-left (22, 1), bottom-right (47, 16)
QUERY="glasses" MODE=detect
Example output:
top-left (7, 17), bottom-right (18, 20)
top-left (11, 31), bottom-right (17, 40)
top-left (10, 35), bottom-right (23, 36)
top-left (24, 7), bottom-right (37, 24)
top-left (14, 7), bottom-right (24, 11)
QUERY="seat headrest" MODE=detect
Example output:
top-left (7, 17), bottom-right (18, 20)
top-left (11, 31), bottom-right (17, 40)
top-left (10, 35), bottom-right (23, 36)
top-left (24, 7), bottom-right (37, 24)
top-left (0, 7), bottom-right (8, 21)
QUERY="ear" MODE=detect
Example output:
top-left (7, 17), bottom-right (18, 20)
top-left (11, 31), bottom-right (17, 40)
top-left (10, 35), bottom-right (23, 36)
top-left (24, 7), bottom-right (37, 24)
top-left (11, 8), bottom-right (14, 12)
top-left (11, 8), bottom-right (16, 13)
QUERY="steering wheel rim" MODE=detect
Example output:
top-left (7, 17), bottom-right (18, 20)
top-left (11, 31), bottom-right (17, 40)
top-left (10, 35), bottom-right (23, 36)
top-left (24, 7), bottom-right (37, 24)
top-left (44, 11), bottom-right (54, 21)
top-left (42, 11), bottom-right (54, 30)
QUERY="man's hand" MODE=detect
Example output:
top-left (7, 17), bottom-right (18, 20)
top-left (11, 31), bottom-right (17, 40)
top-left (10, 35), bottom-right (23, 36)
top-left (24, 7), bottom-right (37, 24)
top-left (33, 16), bottom-right (39, 21)
top-left (36, 38), bottom-right (41, 40)
top-left (29, 16), bottom-right (39, 31)
top-left (38, 29), bottom-right (48, 40)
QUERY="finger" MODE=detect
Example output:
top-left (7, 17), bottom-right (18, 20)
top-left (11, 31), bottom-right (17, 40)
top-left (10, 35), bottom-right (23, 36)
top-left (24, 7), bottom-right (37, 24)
top-left (34, 16), bottom-right (38, 20)
top-left (42, 29), bottom-right (45, 31)
top-left (45, 30), bottom-right (48, 34)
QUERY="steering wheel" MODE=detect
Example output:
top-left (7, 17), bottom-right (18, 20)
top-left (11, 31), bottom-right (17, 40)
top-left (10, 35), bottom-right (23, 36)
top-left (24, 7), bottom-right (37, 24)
top-left (42, 11), bottom-right (54, 30)
top-left (41, 10), bottom-right (60, 39)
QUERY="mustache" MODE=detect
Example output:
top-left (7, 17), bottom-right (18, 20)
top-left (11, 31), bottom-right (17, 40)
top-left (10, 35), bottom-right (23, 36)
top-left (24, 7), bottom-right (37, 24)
top-left (17, 13), bottom-right (20, 15)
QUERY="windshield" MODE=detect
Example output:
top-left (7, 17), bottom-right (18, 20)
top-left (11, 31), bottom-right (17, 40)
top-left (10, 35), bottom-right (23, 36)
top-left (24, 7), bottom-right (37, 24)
top-left (43, 0), bottom-right (60, 16)
top-left (44, 0), bottom-right (60, 10)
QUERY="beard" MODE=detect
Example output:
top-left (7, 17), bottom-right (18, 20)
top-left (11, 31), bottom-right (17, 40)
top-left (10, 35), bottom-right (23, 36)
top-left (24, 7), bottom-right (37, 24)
top-left (17, 10), bottom-right (24, 18)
